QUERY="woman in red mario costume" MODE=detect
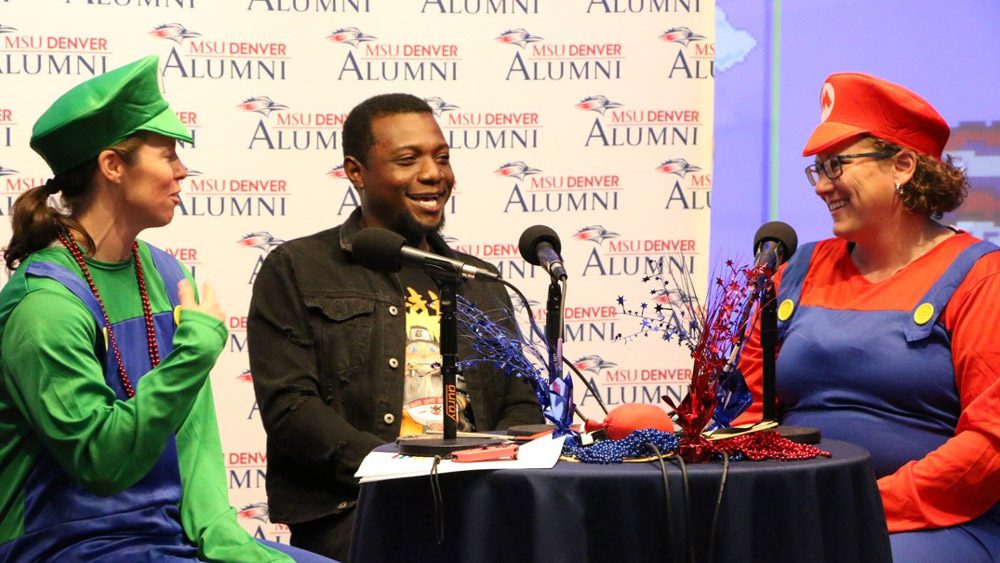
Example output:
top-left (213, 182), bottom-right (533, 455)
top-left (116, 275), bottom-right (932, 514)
top-left (737, 73), bottom-right (1000, 562)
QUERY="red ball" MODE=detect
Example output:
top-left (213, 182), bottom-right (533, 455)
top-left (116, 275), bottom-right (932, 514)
top-left (586, 403), bottom-right (673, 441)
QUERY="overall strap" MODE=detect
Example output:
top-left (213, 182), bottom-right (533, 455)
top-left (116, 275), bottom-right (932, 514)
top-left (25, 262), bottom-right (106, 329)
top-left (144, 243), bottom-right (185, 307)
top-left (904, 240), bottom-right (1000, 342)
top-left (775, 241), bottom-right (817, 330)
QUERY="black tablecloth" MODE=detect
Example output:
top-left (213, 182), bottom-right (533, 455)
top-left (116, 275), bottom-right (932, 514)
top-left (350, 439), bottom-right (890, 563)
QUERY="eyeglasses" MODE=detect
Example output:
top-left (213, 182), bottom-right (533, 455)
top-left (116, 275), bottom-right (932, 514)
top-left (804, 149), bottom-right (899, 186)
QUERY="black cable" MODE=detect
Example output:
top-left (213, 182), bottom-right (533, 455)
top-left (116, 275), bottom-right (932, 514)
top-left (707, 452), bottom-right (730, 563)
top-left (558, 278), bottom-right (567, 347)
top-left (668, 455), bottom-right (694, 563)
top-left (499, 278), bottom-right (546, 343)
top-left (430, 455), bottom-right (444, 545)
top-left (561, 356), bottom-right (609, 415)
top-left (646, 442), bottom-right (677, 563)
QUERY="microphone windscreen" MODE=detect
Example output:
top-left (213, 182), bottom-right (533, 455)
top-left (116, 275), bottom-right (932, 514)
top-left (753, 221), bottom-right (798, 260)
top-left (518, 225), bottom-right (561, 266)
top-left (352, 227), bottom-right (406, 273)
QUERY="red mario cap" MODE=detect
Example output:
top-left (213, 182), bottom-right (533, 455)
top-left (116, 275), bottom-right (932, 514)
top-left (802, 72), bottom-right (950, 160)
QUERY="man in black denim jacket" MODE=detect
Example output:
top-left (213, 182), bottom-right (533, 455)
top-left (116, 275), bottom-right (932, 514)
top-left (247, 94), bottom-right (542, 561)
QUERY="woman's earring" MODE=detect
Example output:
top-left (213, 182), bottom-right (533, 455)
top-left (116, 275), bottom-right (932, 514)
top-left (894, 181), bottom-right (904, 195)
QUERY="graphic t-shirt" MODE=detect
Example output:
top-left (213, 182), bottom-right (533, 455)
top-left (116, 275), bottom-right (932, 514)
top-left (397, 266), bottom-right (475, 436)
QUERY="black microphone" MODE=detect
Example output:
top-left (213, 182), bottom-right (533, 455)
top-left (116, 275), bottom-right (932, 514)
top-left (518, 225), bottom-right (567, 281)
top-left (753, 221), bottom-right (798, 270)
top-left (352, 227), bottom-right (499, 281)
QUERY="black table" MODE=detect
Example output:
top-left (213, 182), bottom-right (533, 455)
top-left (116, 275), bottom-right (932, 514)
top-left (350, 439), bottom-right (890, 563)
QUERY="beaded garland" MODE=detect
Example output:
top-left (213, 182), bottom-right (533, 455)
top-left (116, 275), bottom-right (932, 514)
top-left (709, 431), bottom-right (830, 461)
top-left (563, 428), bottom-right (680, 464)
top-left (563, 429), bottom-right (829, 464)
top-left (57, 231), bottom-right (161, 398)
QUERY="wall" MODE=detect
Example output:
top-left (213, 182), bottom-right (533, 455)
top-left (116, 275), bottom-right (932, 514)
top-left (0, 0), bottom-right (715, 542)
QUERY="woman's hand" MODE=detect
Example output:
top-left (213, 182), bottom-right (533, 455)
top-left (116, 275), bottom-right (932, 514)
top-left (177, 279), bottom-right (225, 322)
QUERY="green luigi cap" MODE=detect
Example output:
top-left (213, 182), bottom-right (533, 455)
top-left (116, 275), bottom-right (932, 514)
top-left (30, 55), bottom-right (192, 175)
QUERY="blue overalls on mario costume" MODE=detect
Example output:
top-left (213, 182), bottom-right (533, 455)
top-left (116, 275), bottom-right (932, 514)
top-left (0, 245), bottom-right (198, 562)
top-left (774, 238), bottom-right (1000, 558)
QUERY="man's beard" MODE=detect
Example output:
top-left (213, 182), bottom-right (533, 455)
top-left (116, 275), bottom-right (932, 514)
top-left (390, 210), bottom-right (445, 247)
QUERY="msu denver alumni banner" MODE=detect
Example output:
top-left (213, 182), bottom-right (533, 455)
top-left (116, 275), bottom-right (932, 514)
top-left (0, 0), bottom-right (714, 542)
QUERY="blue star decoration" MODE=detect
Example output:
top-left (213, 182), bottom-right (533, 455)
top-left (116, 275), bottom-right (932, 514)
top-left (454, 296), bottom-right (576, 437)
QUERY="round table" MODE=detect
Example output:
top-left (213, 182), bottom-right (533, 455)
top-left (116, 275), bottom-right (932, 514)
top-left (350, 439), bottom-right (890, 563)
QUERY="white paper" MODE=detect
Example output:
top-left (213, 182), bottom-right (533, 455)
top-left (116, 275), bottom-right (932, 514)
top-left (355, 434), bottom-right (566, 483)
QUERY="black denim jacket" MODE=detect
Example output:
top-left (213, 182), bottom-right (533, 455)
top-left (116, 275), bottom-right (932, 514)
top-left (247, 209), bottom-right (542, 525)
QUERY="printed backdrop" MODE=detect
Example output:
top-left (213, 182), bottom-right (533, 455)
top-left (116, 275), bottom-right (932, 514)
top-left (0, 0), bottom-right (715, 542)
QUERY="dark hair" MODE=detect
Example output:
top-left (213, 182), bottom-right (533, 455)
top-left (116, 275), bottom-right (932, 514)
top-left (5, 134), bottom-right (146, 269)
top-left (342, 93), bottom-right (433, 165)
top-left (870, 137), bottom-right (969, 218)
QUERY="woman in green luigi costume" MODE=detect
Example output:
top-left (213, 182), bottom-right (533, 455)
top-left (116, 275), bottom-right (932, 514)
top-left (0, 56), bottom-right (332, 562)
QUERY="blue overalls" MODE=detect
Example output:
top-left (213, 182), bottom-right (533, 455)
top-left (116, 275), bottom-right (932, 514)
top-left (775, 240), bottom-right (1000, 561)
top-left (0, 245), bottom-right (198, 562)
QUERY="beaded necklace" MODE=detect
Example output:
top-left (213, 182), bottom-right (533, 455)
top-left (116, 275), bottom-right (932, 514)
top-left (57, 230), bottom-right (160, 398)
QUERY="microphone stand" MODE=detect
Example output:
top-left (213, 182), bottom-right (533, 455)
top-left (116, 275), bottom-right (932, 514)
top-left (760, 281), bottom-right (777, 422)
top-left (545, 279), bottom-right (563, 385)
top-left (545, 278), bottom-right (580, 423)
top-left (439, 278), bottom-right (461, 440)
top-left (397, 275), bottom-right (500, 456)
top-left (760, 273), bottom-right (820, 444)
